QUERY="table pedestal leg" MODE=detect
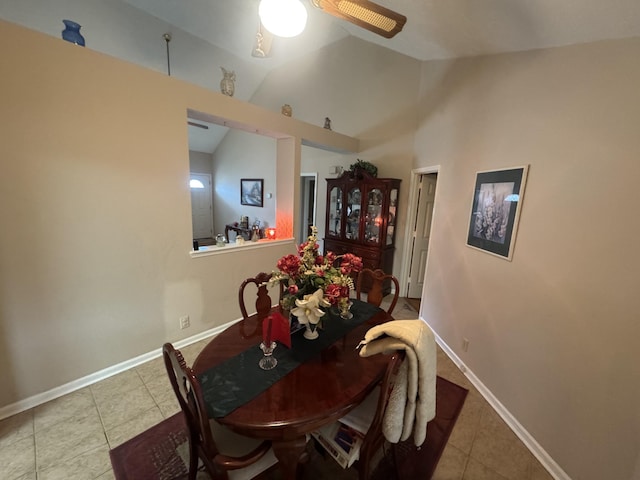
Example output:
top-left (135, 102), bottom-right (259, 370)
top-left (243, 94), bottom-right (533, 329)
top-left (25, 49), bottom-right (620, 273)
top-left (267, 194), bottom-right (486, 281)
top-left (272, 436), bottom-right (308, 480)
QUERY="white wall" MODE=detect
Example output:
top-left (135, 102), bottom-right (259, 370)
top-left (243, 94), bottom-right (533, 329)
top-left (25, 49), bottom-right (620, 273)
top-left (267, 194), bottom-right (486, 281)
top-left (415, 38), bottom-right (640, 480)
top-left (189, 151), bottom-right (213, 175)
top-left (211, 130), bottom-right (277, 237)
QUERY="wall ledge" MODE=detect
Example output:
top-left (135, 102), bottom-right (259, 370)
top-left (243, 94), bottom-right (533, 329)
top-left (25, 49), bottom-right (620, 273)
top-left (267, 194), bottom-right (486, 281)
top-left (189, 238), bottom-right (295, 258)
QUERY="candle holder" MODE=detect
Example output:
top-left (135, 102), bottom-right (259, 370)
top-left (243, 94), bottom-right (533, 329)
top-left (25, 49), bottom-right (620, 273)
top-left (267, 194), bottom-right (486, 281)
top-left (258, 341), bottom-right (277, 370)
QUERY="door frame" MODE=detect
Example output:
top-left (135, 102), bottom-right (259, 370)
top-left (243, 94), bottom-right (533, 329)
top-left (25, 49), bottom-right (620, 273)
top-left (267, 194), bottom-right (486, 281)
top-left (299, 172), bottom-right (318, 243)
top-left (400, 165), bottom-right (440, 297)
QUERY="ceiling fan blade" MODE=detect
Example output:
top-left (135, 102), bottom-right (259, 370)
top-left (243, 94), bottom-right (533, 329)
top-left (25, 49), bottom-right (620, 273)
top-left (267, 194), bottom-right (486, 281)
top-left (311, 0), bottom-right (406, 39)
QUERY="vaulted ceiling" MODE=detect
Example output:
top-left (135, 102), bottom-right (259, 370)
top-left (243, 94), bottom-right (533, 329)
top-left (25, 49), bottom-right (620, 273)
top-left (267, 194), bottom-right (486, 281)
top-left (124, 0), bottom-right (640, 64)
top-left (119, 0), bottom-right (640, 153)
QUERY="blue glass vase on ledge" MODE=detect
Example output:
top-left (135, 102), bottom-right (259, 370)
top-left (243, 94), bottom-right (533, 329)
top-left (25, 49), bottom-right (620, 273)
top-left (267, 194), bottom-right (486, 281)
top-left (61, 20), bottom-right (85, 46)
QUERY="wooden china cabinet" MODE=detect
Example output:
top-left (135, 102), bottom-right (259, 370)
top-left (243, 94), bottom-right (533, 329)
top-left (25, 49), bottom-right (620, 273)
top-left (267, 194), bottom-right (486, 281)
top-left (324, 167), bottom-right (401, 294)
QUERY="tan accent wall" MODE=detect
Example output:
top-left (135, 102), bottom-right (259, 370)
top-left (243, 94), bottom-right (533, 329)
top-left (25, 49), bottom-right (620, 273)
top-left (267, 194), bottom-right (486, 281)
top-left (0, 19), bottom-right (356, 409)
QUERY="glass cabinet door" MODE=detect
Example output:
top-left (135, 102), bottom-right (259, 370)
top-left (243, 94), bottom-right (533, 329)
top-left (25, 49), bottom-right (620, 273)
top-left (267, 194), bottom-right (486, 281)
top-left (365, 188), bottom-right (383, 244)
top-left (386, 188), bottom-right (398, 245)
top-left (346, 187), bottom-right (361, 240)
top-left (328, 186), bottom-right (342, 237)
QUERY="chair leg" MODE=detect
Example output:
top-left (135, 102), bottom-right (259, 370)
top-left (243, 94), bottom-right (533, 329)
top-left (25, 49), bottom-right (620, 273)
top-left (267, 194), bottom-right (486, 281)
top-left (199, 454), bottom-right (219, 480)
top-left (357, 462), bottom-right (369, 480)
top-left (187, 439), bottom-right (198, 480)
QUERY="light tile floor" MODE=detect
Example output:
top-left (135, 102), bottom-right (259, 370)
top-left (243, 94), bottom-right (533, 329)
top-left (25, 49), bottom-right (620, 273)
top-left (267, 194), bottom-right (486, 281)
top-left (0, 299), bottom-right (554, 480)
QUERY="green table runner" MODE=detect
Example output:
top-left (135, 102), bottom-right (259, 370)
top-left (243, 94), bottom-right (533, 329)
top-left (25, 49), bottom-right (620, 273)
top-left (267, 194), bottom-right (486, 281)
top-left (197, 300), bottom-right (382, 418)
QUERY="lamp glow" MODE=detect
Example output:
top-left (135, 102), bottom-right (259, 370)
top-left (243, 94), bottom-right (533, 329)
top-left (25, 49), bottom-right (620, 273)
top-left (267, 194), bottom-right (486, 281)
top-left (259, 0), bottom-right (308, 38)
top-left (266, 227), bottom-right (277, 240)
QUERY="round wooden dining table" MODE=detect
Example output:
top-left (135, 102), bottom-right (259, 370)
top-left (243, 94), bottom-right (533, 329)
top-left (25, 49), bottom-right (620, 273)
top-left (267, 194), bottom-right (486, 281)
top-left (192, 306), bottom-right (391, 480)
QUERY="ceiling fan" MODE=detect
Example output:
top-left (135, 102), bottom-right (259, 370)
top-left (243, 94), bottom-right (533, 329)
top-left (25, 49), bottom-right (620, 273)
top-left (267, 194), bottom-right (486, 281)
top-left (253, 0), bottom-right (406, 58)
top-left (310, 0), bottom-right (407, 39)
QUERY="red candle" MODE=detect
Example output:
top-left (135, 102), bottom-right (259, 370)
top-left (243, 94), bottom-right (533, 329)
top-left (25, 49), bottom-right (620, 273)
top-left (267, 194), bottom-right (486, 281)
top-left (266, 228), bottom-right (276, 240)
top-left (263, 316), bottom-right (272, 345)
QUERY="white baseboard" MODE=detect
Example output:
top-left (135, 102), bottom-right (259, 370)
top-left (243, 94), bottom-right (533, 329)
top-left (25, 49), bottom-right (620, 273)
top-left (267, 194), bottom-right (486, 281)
top-left (0, 318), bottom-right (241, 422)
top-left (430, 326), bottom-right (571, 480)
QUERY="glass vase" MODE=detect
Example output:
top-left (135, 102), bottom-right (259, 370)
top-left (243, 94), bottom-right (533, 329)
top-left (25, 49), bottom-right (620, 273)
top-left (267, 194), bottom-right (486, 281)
top-left (339, 299), bottom-right (353, 320)
top-left (61, 20), bottom-right (85, 46)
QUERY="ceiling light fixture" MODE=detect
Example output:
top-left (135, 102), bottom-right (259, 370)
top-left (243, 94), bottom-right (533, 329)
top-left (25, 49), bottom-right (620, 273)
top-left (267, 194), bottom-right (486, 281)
top-left (258, 0), bottom-right (308, 38)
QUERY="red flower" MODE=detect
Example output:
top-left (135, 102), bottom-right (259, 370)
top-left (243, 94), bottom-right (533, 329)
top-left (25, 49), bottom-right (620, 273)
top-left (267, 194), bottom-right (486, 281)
top-left (325, 284), bottom-right (344, 305)
top-left (288, 284), bottom-right (299, 295)
top-left (339, 253), bottom-right (363, 275)
top-left (277, 254), bottom-right (302, 277)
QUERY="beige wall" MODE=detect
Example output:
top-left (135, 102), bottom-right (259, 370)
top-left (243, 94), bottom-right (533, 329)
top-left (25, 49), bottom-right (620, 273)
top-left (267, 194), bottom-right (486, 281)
top-left (252, 36), bottom-right (422, 266)
top-left (0, 20), bottom-right (357, 411)
top-left (415, 39), bottom-right (640, 480)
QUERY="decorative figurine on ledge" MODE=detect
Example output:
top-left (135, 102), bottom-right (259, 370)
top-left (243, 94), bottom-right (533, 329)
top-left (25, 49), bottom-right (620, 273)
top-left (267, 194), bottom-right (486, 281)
top-left (281, 104), bottom-right (292, 117)
top-left (220, 67), bottom-right (236, 97)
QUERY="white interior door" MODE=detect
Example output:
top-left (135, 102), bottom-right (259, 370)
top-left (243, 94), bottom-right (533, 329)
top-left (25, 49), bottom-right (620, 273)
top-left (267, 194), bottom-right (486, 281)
top-left (407, 174), bottom-right (437, 298)
top-left (190, 173), bottom-right (213, 239)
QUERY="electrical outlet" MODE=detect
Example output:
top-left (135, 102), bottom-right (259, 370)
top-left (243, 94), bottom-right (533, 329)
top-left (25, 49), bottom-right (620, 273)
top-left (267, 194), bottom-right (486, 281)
top-left (179, 315), bottom-right (190, 329)
top-left (462, 338), bottom-right (469, 352)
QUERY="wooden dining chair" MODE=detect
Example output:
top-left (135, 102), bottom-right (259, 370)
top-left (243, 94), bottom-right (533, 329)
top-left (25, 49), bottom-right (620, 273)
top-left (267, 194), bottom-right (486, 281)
top-left (356, 268), bottom-right (400, 315)
top-left (162, 343), bottom-right (278, 480)
top-left (238, 272), bottom-right (274, 321)
top-left (315, 351), bottom-right (405, 480)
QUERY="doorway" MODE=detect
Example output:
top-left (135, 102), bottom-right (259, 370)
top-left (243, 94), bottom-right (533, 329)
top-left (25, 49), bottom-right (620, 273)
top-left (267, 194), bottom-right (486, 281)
top-left (402, 168), bottom-right (439, 310)
top-left (299, 174), bottom-right (317, 242)
top-left (190, 172), bottom-right (213, 241)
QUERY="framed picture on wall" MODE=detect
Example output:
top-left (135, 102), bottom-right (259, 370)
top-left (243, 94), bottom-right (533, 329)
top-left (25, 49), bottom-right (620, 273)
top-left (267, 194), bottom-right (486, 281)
top-left (466, 166), bottom-right (529, 260)
top-left (240, 178), bottom-right (264, 207)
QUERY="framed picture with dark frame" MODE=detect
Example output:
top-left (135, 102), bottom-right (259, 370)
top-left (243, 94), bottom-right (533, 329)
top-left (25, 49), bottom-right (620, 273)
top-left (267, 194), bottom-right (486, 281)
top-left (466, 166), bottom-right (529, 260)
top-left (240, 179), bottom-right (264, 207)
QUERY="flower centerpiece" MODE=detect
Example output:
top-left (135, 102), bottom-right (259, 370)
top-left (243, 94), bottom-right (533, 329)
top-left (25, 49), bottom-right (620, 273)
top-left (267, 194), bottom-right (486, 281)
top-left (270, 226), bottom-right (363, 339)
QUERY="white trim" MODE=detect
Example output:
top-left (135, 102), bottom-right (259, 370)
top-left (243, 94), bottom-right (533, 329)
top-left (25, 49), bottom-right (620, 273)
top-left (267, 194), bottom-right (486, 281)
top-left (399, 165), bottom-right (440, 297)
top-left (0, 318), bottom-right (243, 421)
top-left (190, 238), bottom-right (294, 257)
top-left (425, 321), bottom-right (572, 480)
